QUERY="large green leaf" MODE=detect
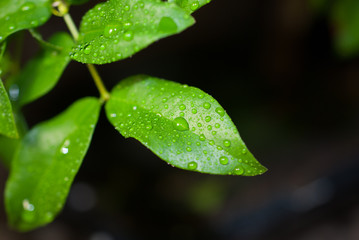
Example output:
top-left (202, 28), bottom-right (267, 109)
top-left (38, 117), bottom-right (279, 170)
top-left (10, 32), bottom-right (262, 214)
top-left (169, 0), bottom-right (212, 14)
top-left (0, 0), bottom-right (52, 43)
top-left (5, 97), bottom-right (101, 231)
top-left (106, 75), bottom-right (267, 176)
top-left (16, 32), bottom-right (73, 106)
top-left (0, 79), bottom-right (18, 138)
top-left (331, 0), bottom-right (359, 57)
top-left (71, 0), bottom-right (195, 64)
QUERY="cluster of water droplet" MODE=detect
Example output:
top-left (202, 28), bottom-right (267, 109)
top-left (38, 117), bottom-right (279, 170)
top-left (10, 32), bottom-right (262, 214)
top-left (108, 77), bottom-right (265, 175)
top-left (70, 0), bottom-right (193, 64)
top-left (0, 2), bottom-right (48, 43)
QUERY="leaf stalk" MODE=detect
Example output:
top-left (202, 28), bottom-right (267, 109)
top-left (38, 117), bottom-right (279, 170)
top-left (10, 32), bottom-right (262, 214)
top-left (58, 3), bottom-right (110, 101)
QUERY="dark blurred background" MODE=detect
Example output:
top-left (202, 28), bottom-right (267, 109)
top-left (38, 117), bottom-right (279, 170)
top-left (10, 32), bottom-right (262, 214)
top-left (1, 0), bottom-right (359, 239)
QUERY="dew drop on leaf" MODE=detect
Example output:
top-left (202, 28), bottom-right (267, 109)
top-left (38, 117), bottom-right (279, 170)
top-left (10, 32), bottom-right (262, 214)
top-left (158, 16), bottom-right (178, 33)
top-left (173, 117), bottom-right (189, 131)
top-left (234, 166), bottom-right (245, 175)
top-left (179, 104), bottom-right (186, 110)
top-left (203, 102), bottom-right (211, 109)
top-left (188, 161), bottom-right (197, 170)
top-left (223, 140), bottom-right (231, 147)
top-left (123, 31), bottom-right (134, 41)
top-left (219, 156), bottom-right (229, 165)
top-left (215, 107), bottom-right (225, 117)
top-left (205, 116), bottom-right (211, 122)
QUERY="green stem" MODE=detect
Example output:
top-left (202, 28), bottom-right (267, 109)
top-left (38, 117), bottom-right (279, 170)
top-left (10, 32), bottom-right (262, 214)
top-left (62, 12), bottom-right (110, 101)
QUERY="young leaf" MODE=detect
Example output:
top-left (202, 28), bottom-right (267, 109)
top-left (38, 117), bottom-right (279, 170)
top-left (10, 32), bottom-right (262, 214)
top-left (15, 32), bottom-right (74, 106)
top-left (0, 0), bottom-right (52, 43)
top-left (168, 0), bottom-right (212, 14)
top-left (0, 79), bottom-right (18, 138)
top-left (71, 0), bottom-right (195, 64)
top-left (106, 75), bottom-right (267, 176)
top-left (5, 97), bottom-right (101, 231)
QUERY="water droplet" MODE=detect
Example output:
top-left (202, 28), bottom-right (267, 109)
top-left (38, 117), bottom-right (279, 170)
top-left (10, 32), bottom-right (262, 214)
top-left (9, 84), bottom-right (19, 101)
top-left (198, 93), bottom-right (204, 99)
top-left (188, 161), bottom-right (197, 170)
top-left (203, 102), bottom-right (211, 109)
top-left (215, 107), bottom-right (225, 117)
top-left (192, 109), bottom-right (197, 114)
top-left (205, 116), bottom-right (211, 122)
top-left (197, 123), bottom-right (202, 127)
top-left (22, 199), bottom-right (35, 211)
top-left (146, 125), bottom-right (153, 130)
top-left (162, 97), bottom-right (168, 103)
top-left (61, 147), bottom-right (69, 154)
top-left (123, 31), bottom-right (134, 41)
top-left (84, 45), bottom-right (92, 54)
top-left (186, 147), bottom-right (192, 152)
top-left (104, 26), bottom-right (117, 38)
top-left (242, 149), bottom-right (247, 154)
top-left (215, 123), bottom-right (221, 128)
top-left (173, 117), bottom-right (189, 131)
top-left (21, 2), bottom-right (35, 11)
top-left (209, 140), bottom-right (215, 145)
top-left (123, 21), bottom-right (132, 30)
top-left (207, 125), bottom-right (212, 130)
top-left (124, 4), bottom-right (130, 11)
top-left (190, 1), bottom-right (200, 11)
top-left (234, 166), bottom-right (244, 175)
top-left (219, 156), bottom-right (229, 165)
top-left (223, 140), bottom-right (231, 147)
top-left (158, 135), bottom-right (163, 140)
top-left (100, 44), bottom-right (105, 50)
top-left (199, 134), bottom-right (206, 141)
top-left (179, 104), bottom-right (186, 110)
top-left (212, 131), bottom-right (217, 135)
top-left (158, 16), bottom-right (178, 32)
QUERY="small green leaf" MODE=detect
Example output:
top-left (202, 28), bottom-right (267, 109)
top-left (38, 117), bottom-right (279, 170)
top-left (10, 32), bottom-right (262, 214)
top-left (71, 0), bottom-right (195, 64)
top-left (106, 75), bottom-right (267, 176)
top-left (15, 32), bottom-right (73, 106)
top-left (331, 0), bottom-right (359, 57)
top-left (169, 0), bottom-right (212, 14)
top-left (0, 79), bottom-right (18, 138)
top-left (0, 0), bottom-right (52, 43)
top-left (5, 97), bottom-right (101, 231)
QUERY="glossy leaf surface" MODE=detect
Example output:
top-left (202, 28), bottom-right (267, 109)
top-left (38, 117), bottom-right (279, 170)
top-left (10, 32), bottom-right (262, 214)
top-left (5, 97), bottom-right (101, 231)
top-left (0, 79), bottom-right (18, 138)
top-left (71, 0), bottom-right (194, 64)
top-left (106, 75), bottom-right (267, 176)
top-left (169, 0), bottom-right (212, 14)
top-left (0, 0), bottom-right (52, 43)
top-left (16, 32), bottom-right (73, 106)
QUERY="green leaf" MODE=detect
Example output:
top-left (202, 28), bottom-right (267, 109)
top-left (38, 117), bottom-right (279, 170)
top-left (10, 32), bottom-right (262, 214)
top-left (168, 0), bottom-right (212, 14)
top-left (15, 32), bottom-right (74, 106)
top-left (0, 79), bottom-right (18, 138)
top-left (5, 97), bottom-right (101, 231)
top-left (0, 110), bottom-right (27, 168)
top-left (331, 0), bottom-right (359, 57)
top-left (71, 0), bottom-right (195, 64)
top-left (0, 0), bottom-right (52, 43)
top-left (106, 75), bottom-right (267, 176)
